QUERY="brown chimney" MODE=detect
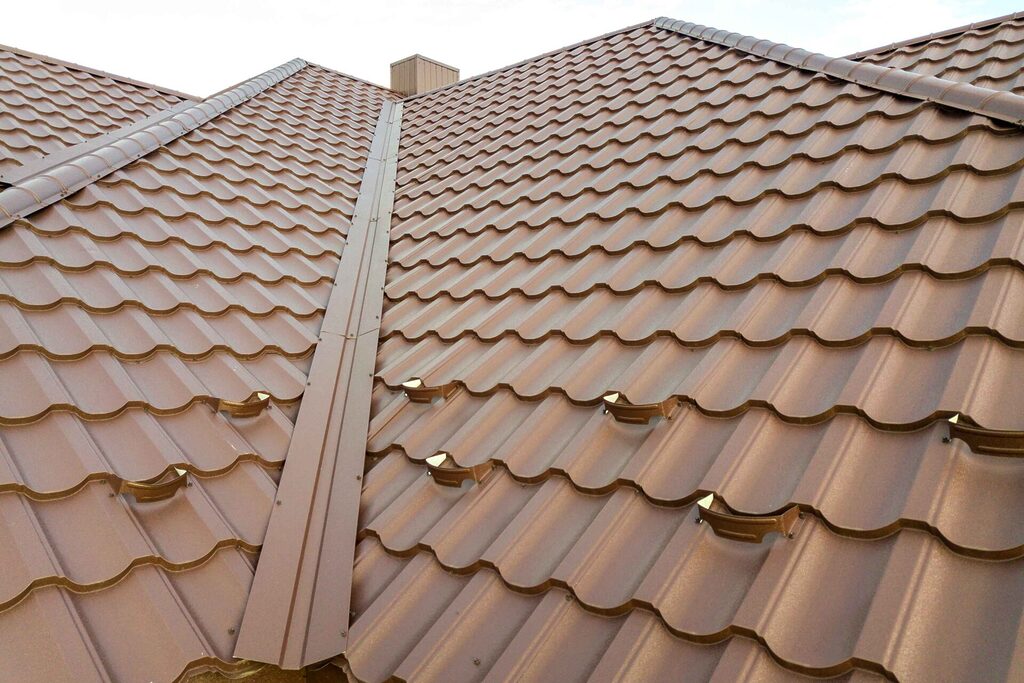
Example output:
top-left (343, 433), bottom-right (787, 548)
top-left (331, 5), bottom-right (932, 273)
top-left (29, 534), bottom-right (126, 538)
top-left (390, 55), bottom-right (459, 96)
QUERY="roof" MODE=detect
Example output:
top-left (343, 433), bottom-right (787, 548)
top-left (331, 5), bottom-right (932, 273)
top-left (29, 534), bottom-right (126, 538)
top-left (0, 49), bottom-right (394, 680)
top-left (1, 11), bottom-right (1024, 683)
top-left (0, 43), bottom-right (191, 181)
top-left (849, 11), bottom-right (1024, 94)
top-left (345, 18), bottom-right (1024, 682)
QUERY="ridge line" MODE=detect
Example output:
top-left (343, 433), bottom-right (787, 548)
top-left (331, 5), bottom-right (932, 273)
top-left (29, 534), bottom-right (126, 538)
top-left (845, 10), bottom-right (1024, 60)
top-left (0, 58), bottom-right (308, 229)
top-left (654, 17), bottom-right (1024, 126)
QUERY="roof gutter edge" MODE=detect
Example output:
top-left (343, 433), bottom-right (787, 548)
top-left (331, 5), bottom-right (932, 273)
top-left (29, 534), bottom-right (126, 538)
top-left (0, 57), bottom-right (307, 229)
top-left (655, 17), bottom-right (1024, 126)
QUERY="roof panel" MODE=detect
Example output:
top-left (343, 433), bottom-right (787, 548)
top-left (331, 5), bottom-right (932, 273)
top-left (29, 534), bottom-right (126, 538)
top-left (0, 58), bottom-right (394, 679)
top-left (347, 19), bottom-right (1024, 681)
top-left (0, 46), bottom-right (187, 178)
top-left (851, 13), bottom-right (1024, 95)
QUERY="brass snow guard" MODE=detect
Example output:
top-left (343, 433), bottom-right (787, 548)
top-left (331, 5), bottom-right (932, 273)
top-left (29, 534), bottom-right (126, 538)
top-left (110, 468), bottom-right (188, 503)
top-left (425, 452), bottom-right (495, 487)
top-left (403, 378), bottom-right (459, 403)
top-left (697, 494), bottom-right (802, 543)
top-left (948, 414), bottom-right (1024, 456)
top-left (602, 392), bottom-right (679, 424)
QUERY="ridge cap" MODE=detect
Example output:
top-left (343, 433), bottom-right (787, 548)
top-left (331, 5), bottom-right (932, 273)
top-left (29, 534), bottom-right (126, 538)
top-left (0, 58), bottom-right (307, 229)
top-left (655, 17), bottom-right (1024, 126)
top-left (845, 10), bottom-right (1024, 60)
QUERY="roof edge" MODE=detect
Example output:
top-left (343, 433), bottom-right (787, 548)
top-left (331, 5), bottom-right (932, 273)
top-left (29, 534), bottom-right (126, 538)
top-left (400, 18), bottom-right (658, 102)
top-left (655, 17), bottom-right (1024, 126)
top-left (0, 58), bottom-right (307, 230)
top-left (0, 41), bottom-right (198, 101)
top-left (845, 10), bottom-right (1024, 60)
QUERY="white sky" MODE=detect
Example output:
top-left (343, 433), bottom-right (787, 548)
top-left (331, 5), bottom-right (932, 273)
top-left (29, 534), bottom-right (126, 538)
top-left (2, 0), bottom-right (1019, 97)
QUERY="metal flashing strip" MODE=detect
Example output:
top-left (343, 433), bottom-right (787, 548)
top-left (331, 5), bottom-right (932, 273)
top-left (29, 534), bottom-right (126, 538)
top-left (234, 100), bottom-right (402, 670)
top-left (655, 17), bottom-right (1024, 126)
top-left (0, 99), bottom-right (196, 186)
top-left (0, 58), bottom-right (307, 229)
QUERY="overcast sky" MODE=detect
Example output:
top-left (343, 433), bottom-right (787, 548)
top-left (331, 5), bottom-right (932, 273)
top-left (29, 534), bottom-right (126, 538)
top-left (2, 0), bottom-right (1018, 97)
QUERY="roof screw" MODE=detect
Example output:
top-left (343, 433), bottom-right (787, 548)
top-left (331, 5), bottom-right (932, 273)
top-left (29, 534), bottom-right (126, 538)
top-left (942, 436), bottom-right (951, 443)
top-left (472, 658), bottom-right (481, 666)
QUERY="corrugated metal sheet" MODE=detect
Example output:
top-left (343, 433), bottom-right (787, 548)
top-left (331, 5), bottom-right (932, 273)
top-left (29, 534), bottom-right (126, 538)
top-left (850, 12), bottom-right (1024, 95)
top-left (0, 53), bottom-right (394, 680)
top-left (344, 20), bottom-right (1024, 682)
top-left (0, 44), bottom-right (188, 179)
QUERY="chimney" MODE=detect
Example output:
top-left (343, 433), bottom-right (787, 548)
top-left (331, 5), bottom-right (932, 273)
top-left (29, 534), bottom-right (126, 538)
top-left (390, 55), bottom-right (459, 96)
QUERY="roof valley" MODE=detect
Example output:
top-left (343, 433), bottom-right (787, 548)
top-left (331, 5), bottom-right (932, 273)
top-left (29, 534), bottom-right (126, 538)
top-left (234, 98), bottom-right (402, 669)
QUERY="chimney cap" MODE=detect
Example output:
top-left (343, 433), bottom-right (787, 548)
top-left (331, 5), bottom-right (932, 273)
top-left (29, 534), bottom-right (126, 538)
top-left (389, 53), bottom-right (459, 72)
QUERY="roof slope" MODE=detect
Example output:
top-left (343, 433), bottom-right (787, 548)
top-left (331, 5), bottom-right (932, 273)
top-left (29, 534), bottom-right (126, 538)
top-left (0, 56), bottom-right (393, 680)
top-left (0, 44), bottom-right (189, 179)
top-left (344, 19), bottom-right (1024, 682)
top-left (850, 11), bottom-right (1024, 95)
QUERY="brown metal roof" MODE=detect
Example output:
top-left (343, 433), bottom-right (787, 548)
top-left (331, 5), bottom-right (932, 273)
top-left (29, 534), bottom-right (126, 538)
top-left (0, 48), bottom-right (393, 680)
top-left (343, 19), bottom-right (1024, 682)
top-left (848, 12), bottom-right (1024, 95)
top-left (0, 45), bottom-right (189, 181)
top-left (4, 11), bottom-right (1024, 682)
top-left (234, 99), bottom-right (402, 669)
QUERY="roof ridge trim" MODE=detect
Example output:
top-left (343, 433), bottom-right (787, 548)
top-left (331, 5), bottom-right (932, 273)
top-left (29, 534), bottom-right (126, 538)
top-left (0, 58), bottom-right (308, 229)
top-left (845, 10), bottom-right (1024, 60)
top-left (654, 17), bottom-right (1024, 126)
